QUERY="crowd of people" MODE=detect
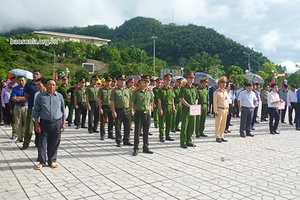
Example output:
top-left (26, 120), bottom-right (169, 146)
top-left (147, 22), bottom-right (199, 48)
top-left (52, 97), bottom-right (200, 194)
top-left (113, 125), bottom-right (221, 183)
top-left (0, 70), bottom-right (299, 170)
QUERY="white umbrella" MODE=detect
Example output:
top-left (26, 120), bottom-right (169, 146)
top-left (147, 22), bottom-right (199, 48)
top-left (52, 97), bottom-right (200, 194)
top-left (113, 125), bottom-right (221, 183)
top-left (243, 73), bottom-right (264, 83)
top-left (194, 72), bottom-right (216, 86)
top-left (9, 69), bottom-right (33, 80)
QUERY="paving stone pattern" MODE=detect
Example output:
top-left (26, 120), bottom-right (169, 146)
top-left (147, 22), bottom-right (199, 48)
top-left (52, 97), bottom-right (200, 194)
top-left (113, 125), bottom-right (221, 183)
top-left (1, 115), bottom-right (300, 200)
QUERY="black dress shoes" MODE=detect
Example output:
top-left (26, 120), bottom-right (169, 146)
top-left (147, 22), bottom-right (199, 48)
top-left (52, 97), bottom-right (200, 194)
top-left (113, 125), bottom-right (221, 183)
top-left (100, 136), bottom-right (104, 140)
top-left (160, 138), bottom-right (165, 142)
top-left (216, 138), bottom-right (222, 143)
top-left (186, 143), bottom-right (196, 147)
top-left (166, 137), bottom-right (174, 141)
top-left (221, 138), bottom-right (228, 142)
top-left (116, 143), bottom-right (121, 147)
top-left (123, 142), bottom-right (133, 146)
top-left (290, 122), bottom-right (294, 125)
top-left (200, 134), bottom-right (208, 137)
top-left (143, 148), bottom-right (153, 154)
top-left (20, 145), bottom-right (28, 150)
top-left (175, 128), bottom-right (181, 131)
top-left (133, 149), bottom-right (138, 156)
top-left (180, 144), bottom-right (188, 149)
top-left (108, 135), bottom-right (115, 139)
top-left (246, 133), bottom-right (254, 137)
top-left (270, 131), bottom-right (275, 135)
top-left (93, 130), bottom-right (99, 133)
top-left (274, 131), bottom-right (280, 134)
top-left (76, 125), bottom-right (80, 129)
top-left (88, 130), bottom-right (93, 134)
top-left (81, 126), bottom-right (88, 128)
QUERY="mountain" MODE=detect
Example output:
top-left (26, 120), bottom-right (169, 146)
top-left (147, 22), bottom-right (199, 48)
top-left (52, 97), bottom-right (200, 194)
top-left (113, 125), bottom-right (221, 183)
top-left (2, 17), bottom-right (269, 72)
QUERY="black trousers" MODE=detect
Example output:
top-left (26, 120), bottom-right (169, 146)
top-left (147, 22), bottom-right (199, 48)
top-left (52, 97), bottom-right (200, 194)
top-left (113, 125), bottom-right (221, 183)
top-left (289, 102), bottom-right (297, 123)
top-left (88, 101), bottom-right (99, 131)
top-left (134, 110), bottom-right (150, 150)
top-left (100, 105), bottom-right (114, 137)
top-left (115, 108), bottom-right (131, 144)
top-left (251, 106), bottom-right (259, 127)
top-left (75, 102), bottom-right (87, 126)
top-left (39, 119), bottom-right (61, 165)
top-left (279, 105), bottom-right (287, 123)
top-left (268, 107), bottom-right (279, 132)
top-left (225, 104), bottom-right (233, 130)
top-left (295, 103), bottom-right (300, 129)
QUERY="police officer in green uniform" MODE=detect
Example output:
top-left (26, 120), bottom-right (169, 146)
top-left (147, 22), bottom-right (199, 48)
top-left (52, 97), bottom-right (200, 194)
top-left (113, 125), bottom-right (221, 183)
top-left (86, 75), bottom-right (100, 133)
top-left (152, 78), bottom-right (163, 128)
top-left (98, 76), bottom-right (114, 140)
top-left (179, 73), bottom-right (198, 148)
top-left (158, 74), bottom-right (176, 142)
top-left (74, 78), bottom-right (87, 129)
top-left (172, 78), bottom-right (183, 132)
top-left (57, 76), bottom-right (71, 122)
top-left (130, 75), bottom-right (154, 156)
top-left (110, 74), bottom-right (132, 147)
top-left (196, 77), bottom-right (209, 137)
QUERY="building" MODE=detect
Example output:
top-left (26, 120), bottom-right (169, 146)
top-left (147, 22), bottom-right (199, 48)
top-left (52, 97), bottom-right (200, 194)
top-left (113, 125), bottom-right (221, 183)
top-left (33, 30), bottom-right (111, 47)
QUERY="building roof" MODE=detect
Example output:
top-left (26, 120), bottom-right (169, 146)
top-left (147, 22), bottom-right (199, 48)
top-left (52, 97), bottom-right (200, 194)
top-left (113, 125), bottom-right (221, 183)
top-left (33, 30), bottom-right (111, 42)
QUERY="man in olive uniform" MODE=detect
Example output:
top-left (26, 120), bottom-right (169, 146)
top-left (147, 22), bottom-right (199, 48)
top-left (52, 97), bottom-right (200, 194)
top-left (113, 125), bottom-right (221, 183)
top-left (172, 78), bottom-right (183, 132)
top-left (158, 74), bottom-right (176, 142)
top-left (110, 75), bottom-right (132, 147)
top-left (74, 78), bottom-right (87, 129)
top-left (179, 73), bottom-right (198, 148)
top-left (130, 75), bottom-right (154, 156)
top-left (196, 77), bottom-right (209, 138)
top-left (98, 76), bottom-right (114, 140)
top-left (153, 78), bottom-right (163, 128)
top-left (86, 75), bottom-right (100, 133)
top-left (57, 76), bottom-right (71, 122)
top-left (66, 82), bottom-right (76, 126)
top-left (213, 76), bottom-right (229, 143)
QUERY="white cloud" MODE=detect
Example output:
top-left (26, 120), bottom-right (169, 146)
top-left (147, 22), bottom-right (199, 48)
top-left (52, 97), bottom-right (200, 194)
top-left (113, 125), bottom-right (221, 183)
top-left (280, 61), bottom-right (299, 73)
top-left (260, 30), bottom-right (280, 54)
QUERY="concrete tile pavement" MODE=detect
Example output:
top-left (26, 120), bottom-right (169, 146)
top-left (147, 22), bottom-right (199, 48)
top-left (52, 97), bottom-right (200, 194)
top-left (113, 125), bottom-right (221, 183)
top-left (1, 115), bottom-right (300, 200)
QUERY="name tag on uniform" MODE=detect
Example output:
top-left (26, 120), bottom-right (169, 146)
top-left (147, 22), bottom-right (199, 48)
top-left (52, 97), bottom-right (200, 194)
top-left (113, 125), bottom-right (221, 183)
top-left (190, 105), bottom-right (201, 116)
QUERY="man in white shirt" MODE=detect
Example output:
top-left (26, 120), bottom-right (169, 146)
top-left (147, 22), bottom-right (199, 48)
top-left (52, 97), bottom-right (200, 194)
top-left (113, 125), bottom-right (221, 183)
top-left (287, 84), bottom-right (297, 125)
top-left (268, 83), bottom-right (283, 134)
top-left (238, 83), bottom-right (257, 137)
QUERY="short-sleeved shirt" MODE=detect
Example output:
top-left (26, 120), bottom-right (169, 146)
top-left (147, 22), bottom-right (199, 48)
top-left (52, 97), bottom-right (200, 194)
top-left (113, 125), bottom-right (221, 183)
top-left (74, 88), bottom-right (86, 103)
top-left (179, 85), bottom-right (197, 105)
top-left (33, 91), bottom-right (66, 120)
top-left (153, 87), bottom-right (160, 104)
top-left (213, 88), bottom-right (229, 112)
top-left (158, 87), bottom-right (175, 105)
top-left (238, 90), bottom-right (257, 107)
top-left (260, 90), bottom-right (269, 104)
top-left (173, 86), bottom-right (181, 104)
top-left (24, 81), bottom-right (38, 109)
top-left (11, 85), bottom-right (28, 106)
top-left (57, 84), bottom-right (70, 105)
top-left (85, 85), bottom-right (99, 102)
top-left (197, 87), bottom-right (209, 105)
top-left (131, 89), bottom-right (153, 111)
top-left (110, 87), bottom-right (131, 109)
top-left (98, 87), bottom-right (112, 105)
top-left (268, 91), bottom-right (280, 108)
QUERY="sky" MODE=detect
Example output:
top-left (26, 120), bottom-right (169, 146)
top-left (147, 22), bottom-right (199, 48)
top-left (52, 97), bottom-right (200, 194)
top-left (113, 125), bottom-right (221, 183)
top-left (1, 0), bottom-right (300, 72)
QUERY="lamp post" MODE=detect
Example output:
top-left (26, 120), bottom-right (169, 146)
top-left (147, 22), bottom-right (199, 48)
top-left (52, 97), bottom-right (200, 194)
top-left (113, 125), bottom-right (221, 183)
top-left (243, 52), bottom-right (253, 71)
top-left (53, 50), bottom-right (56, 79)
top-left (271, 70), bottom-right (277, 83)
top-left (151, 36), bottom-right (158, 73)
top-left (140, 50), bottom-right (144, 75)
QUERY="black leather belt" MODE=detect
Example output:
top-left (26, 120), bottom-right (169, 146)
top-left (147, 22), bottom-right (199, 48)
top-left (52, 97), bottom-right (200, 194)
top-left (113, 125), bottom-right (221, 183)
top-left (41, 118), bottom-right (61, 123)
top-left (135, 109), bottom-right (149, 114)
top-left (217, 106), bottom-right (227, 110)
top-left (116, 108), bottom-right (129, 111)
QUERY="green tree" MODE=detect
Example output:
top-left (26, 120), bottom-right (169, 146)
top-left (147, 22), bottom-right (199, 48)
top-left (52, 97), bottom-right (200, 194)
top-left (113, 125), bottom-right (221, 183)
top-left (227, 65), bottom-right (245, 84)
top-left (74, 68), bottom-right (90, 82)
top-left (108, 61), bottom-right (124, 78)
top-left (260, 62), bottom-right (277, 83)
top-left (287, 71), bottom-right (300, 87)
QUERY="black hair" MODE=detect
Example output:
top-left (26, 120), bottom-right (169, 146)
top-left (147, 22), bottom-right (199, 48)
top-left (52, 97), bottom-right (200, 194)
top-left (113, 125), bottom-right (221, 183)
top-left (246, 83), bottom-right (253, 87)
top-left (18, 75), bottom-right (26, 80)
top-left (33, 69), bottom-right (42, 74)
top-left (35, 77), bottom-right (47, 85)
top-left (282, 84), bottom-right (288, 89)
top-left (270, 83), bottom-right (278, 88)
top-left (45, 79), bottom-right (57, 84)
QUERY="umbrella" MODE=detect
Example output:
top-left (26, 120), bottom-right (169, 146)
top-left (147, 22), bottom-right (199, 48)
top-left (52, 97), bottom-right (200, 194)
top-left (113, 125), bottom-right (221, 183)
top-left (194, 72), bottom-right (216, 86)
top-left (9, 69), bottom-right (33, 80)
top-left (172, 75), bottom-right (187, 87)
top-left (127, 75), bottom-right (141, 82)
top-left (243, 73), bottom-right (264, 83)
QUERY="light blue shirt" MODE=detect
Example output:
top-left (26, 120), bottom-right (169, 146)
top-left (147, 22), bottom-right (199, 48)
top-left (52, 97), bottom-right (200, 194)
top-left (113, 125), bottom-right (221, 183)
top-left (33, 91), bottom-right (66, 120)
top-left (238, 90), bottom-right (257, 108)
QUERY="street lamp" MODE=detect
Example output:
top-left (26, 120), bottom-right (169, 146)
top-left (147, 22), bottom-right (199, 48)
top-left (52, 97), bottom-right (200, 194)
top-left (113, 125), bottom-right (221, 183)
top-left (53, 50), bottom-right (56, 79)
top-left (151, 36), bottom-right (158, 73)
top-left (243, 52), bottom-right (254, 71)
top-left (140, 50), bottom-right (144, 75)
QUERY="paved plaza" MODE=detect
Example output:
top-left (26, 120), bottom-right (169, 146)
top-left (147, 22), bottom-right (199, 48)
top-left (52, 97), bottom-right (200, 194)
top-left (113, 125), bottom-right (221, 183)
top-left (1, 114), bottom-right (300, 200)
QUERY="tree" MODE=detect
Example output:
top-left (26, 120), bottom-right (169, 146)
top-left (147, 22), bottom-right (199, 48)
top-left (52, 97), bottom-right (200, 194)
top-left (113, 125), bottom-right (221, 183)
top-left (227, 65), bottom-right (246, 84)
top-left (287, 71), bottom-right (300, 87)
top-left (74, 68), bottom-right (90, 82)
top-left (260, 62), bottom-right (277, 83)
top-left (108, 61), bottom-right (124, 78)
